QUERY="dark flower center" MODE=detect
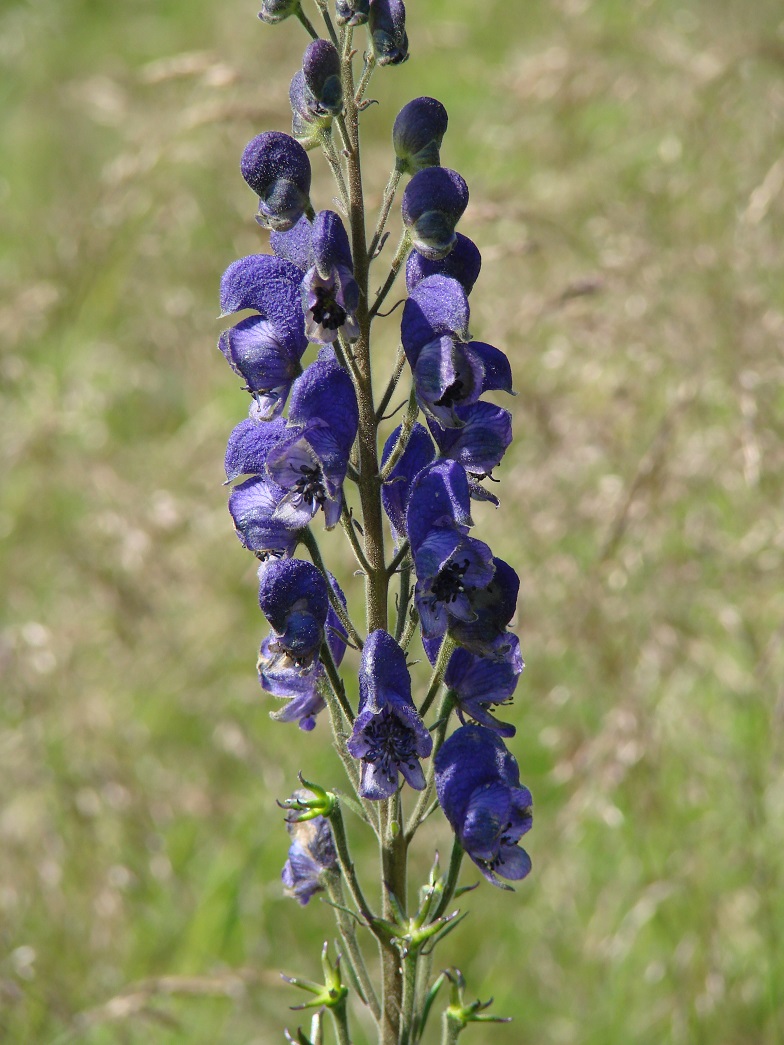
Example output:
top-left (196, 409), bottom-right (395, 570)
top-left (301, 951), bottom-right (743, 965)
top-left (293, 463), bottom-right (327, 507)
top-left (431, 558), bottom-right (470, 604)
top-left (363, 708), bottom-right (418, 778)
top-left (311, 285), bottom-right (347, 332)
top-left (433, 379), bottom-right (464, 409)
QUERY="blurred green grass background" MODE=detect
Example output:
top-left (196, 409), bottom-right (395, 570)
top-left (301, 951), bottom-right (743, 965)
top-left (2, 0), bottom-right (784, 1041)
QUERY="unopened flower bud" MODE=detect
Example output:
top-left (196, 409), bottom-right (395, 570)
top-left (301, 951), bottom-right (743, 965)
top-left (393, 96), bottom-right (448, 174)
top-left (240, 131), bottom-right (312, 232)
top-left (402, 167), bottom-right (469, 260)
top-left (303, 40), bottom-right (343, 118)
top-left (259, 0), bottom-right (300, 24)
top-left (335, 0), bottom-right (369, 26)
top-left (369, 0), bottom-right (409, 66)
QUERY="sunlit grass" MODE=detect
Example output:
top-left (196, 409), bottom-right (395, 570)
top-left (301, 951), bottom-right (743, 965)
top-left (2, 0), bottom-right (783, 1042)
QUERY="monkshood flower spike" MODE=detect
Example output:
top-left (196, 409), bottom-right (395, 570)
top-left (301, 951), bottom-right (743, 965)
top-left (216, 4), bottom-right (536, 1040)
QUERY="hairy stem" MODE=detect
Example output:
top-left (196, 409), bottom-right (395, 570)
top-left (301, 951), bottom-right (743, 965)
top-left (398, 952), bottom-right (419, 1045)
top-left (375, 345), bottom-right (407, 421)
top-left (301, 528), bottom-right (364, 650)
top-left (369, 231), bottom-right (411, 320)
top-left (326, 875), bottom-right (381, 1020)
top-left (369, 167), bottom-right (402, 260)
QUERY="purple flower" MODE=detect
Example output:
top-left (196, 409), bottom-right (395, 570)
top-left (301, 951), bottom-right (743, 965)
top-left (282, 797), bottom-right (338, 905)
top-left (442, 637), bottom-right (524, 737)
top-left (302, 211), bottom-right (360, 344)
top-left (302, 40), bottom-right (343, 119)
top-left (413, 528), bottom-right (495, 641)
top-left (402, 167), bottom-right (468, 260)
top-left (347, 630), bottom-right (432, 799)
top-left (259, 0), bottom-right (301, 24)
top-left (368, 0), bottom-right (409, 66)
top-left (393, 96), bottom-right (448, 174)
top-left (405, 459), bottom-right (473, 553)
top-left (266, 352), bottom-right (359, 529)
top-left (428, 401), bottom-right (513, 492)
top-left (258, 557), bottom-right (329, 666)
top-left (261, 574), bottom-right (348, 730)
top-left (435, 725), bottom-right (532, 888)
top-left (335, 0), bottom-right (369, 26)
top-left (448, 556), bottom-right (520, 659)
top-left (401, 275), bottom-right (513, 428)
top-left (225, 416), bottom-right (300, 560)
top-left (219, 253), bottom-right (309, 416)
top-left (380, 422), bottom-right (435, 544)
top-left (240, 131), bottom-right (312, 232)
top-left (406, 233), bottom-right (482, 296)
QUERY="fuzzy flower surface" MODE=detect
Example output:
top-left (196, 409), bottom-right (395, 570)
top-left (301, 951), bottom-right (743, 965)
top-left (347, 630), bottom-right (432, 799)
top-left (435, 724), bottom-right (532, 888)
top-left (266, 351), bottom-right (359, 529)
top-left (240, 131), bottom-right (312, 231)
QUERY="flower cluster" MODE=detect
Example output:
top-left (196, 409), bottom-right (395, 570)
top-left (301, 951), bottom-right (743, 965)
top-left (217, 1), bottom-right (536, 1036)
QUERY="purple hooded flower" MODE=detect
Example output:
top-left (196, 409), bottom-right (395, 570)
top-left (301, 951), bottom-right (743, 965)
top-left (428, 401), bottom-right (513, 493)
top-left (302, 211), bottom-right (360, 343)
top-left (449, 556), bottom-right (520, 659)
top-left (261, 573), bottom-right (349, 730)
top-left (442, 637), bottom-right (524, 737)
top-left (393, 96), bottom-right (448, 174)
top-left (402, 167), bottom-right (468, 260)
top-left (413, 528), bottom-right (496, 641)
top-left (380, 422), bottom-right (435, 544)
top-left (266, 352), bottom-right (359, 529)
top-left (401, 275), bottom-right (513, 429)
top-left (257, 557), bottom-right (329, 667)
top-left (406, 233), bottom-right (482, 296)
top-left (435, 725), bottom-right (533, 888)
top-left (225, 416), bottom-right (300, 560)
top-left (302, 40), bottom-right (343, 119)
top-left (240, 131), bottom-right (312, 232)
top-left (282, 798), bottom-right (338, 905)
top-left (347, 630), bottom-right (432, 799)
top-left (219, 253), bottom-right (309, 417)
top-left (335, 0), bottom-right (369, 25)
top-left (405, 459), bottom-right (473, 552)
top-left (368, 0), bottom-right (409, 66)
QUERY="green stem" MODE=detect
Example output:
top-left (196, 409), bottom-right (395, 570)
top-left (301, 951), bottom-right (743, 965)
top-left (318, 127), bottom-right (349, 209)
top-left (394, 561), bottom-right (412, 644)
top-left (369, 167), bottom-right (402, 260)
top-left (399, 601), bottom-right (419, 652)
top-left (375, 345), bottom-right (407, 421)
top-left (431, 837), bottom-right (464, 921)
top-left (341, 503), bottom-right (373, 575)
top-left (379, 800), bottom-right (407, 1045)
top-left (379, 387), bottom-right (418, 481)
top-left (441, 1012), bottom-right (463, 1045)
top-left (406, 691), bottom-right (454, 842)
top-left (419, 636), bottom-right (455, 719)
top-left (320, 637), bottom-right (355, 725)
top-left (330, 1000), bottom-right (352, 1045)
top-left (399, 952), bottom-right (419, 1045)
top-left (388, 540), bottom-right (411, 578)
top-left (354, 52), bottom-right (376, 105)
top-left (296, 6), bottom-right (320, 39)
top-left (369, 231), bottom-right (411, 320)
top-left (326, 875), bottom-right (381, 1020)
top-left (301, 528), bottom-right (364, 651)
top-left (315, 0), bottom-right (341, 47)
top-left (330, 802), bottom-right (378, 929)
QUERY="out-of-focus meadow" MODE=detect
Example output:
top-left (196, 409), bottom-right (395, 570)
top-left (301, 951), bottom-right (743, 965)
top-left (2, 0), bottom-right (784, 1041)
